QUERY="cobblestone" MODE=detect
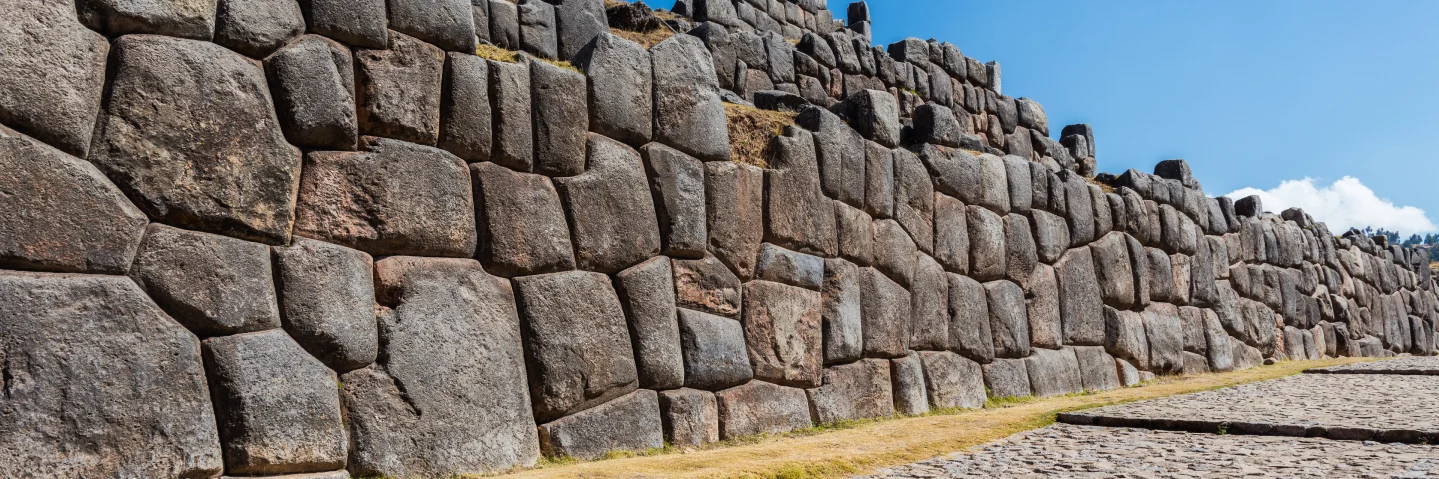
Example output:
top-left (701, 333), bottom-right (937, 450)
top-left (1059, 374), bottom-right (1439, 442)
top-left (861, 424), bottom-right (1439, 478)
top-left (1308, 356), bottom-right (1439, 376)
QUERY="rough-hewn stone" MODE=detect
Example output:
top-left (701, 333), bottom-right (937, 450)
top-left (575, 33), bottom-right (653, 146)
top-left (356, 31), bottom-right (445, 145)
top-left (706, 161), bottom-right (766, 278)
top-left (679, 308), bottom-right (754, 390)
top-left (531, 58), bottom-right (589, 176)
top-left (982, 357), bottom-right (1032, 399)
top-left (515, 271), bottom-right (638, 422)
top-left (1057, 247), bottom-right (1105, 346)
top-left (518, 0), bottom-right (558, 59)
top-left (921, 351), bottom-right (987, 409)
top-left (614, 257), bottom-right (684, 389)
top-left (948, 273), bottom-right (995, 363)
top-left (809, 359), bottom-right (896, 423)
top-left (653, 34), bottom-right (732, 162)
top-left (1026, 347), bottom-right (1084, 398)
top-left (556, 135), bottom-right (662, 273)
top-left (891, 353), bottom-right (930, 415)
top-left (273, 238), bottom-right (377, 372)
top-left (862, 266), bottom-right (912, 358)
top-left (131, 224), bottom-right (281, 337)
top-left (985, 280), bottom-right (1031, 359)
top-left (78, 0), bottom-right (218, 39)
top-left (0, 0), bottom-right (109, 157)
top-left (215, 0), bottom-right (305, 58)
top-left (266, 35), bottom-right (358, 151)
top-left (741, 281), bottom-right (823, 388)
top-left (716, 381), bottom-right (813, 439)
top-left (300, 0), bottom-right (387, 48)
top-left (537, 389), bottom-right (663, 460)
top-left (659, 388), bottom-right (719, 447)
top-left (968, 205), bottom-right (1007, 282)
top-left (490, 59), bottom-right (534, 171)
top-left (471, 162), bottom-right (575, 277)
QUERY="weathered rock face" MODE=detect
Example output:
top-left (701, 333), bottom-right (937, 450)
top-left (130, 224), bottom-right (282, 337)
top-left (215, 0), bottom-right (305, 58)
top-left (715, 381), bottom-right (813, 439)
top-left (91, 35), bottom-right (301, 245)
top-left (203, 329), bottom-right (347, 475)
top-left (922, 350), bottom-right (987, 409)
top-left (265, 35), bottom-right (359, 151)
top-left (0, 272), bottom-right (222, 478)
top-left (294, 137), bottom-right (477, 258)
top-left (652, 34), bottom-right (731, 162)
top-left (471, 161), bottom-right (576, 277)
top-left (0, 0), bottom-right (109, 157)
top-left (0, 129), bottom-right (148, 275)
top-left (537, 389), bottom-right (663, 460)
top-left (678, 308), bottom-right (754, 390)
top-left (273, 237), bottom-right (378, 372)
top-left (356, 31), bottom-right (445, 146)
top-left (514, 271), bottom-right (639, 422)
top-left (387, 0), bottom-right (476, 53)
top-left (659, 388), bottom-right (719, 447)
top-left (615, 256), bottom-right (685, 389)
top-left (346, 257), bottom-right (537, 477)
top-left (556, 135), bottom-right (662, 273)
top-left (77, 0), bottom-right (218, 39)
top-left (742, 280), bottom-right (823, 387)
top-left (808, 359), bottom-right (895, 423)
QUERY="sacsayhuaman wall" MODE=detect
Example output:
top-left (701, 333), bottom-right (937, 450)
top-left (2, 0), bottom-right (1434, 477)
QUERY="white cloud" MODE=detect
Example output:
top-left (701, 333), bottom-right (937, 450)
top-left (1225, 176), bottom-right (1437, 236)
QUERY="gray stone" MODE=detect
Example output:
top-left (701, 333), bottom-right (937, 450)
top-left (1005, 213), bottom-right (1038, 286)
top-left (934, 193), bottom-right (971, 274)
top-left (273, 238), bottom-right (377, 372)
top-left (1073, 346), bottom-right (1121, 392)
top-left (131, 224), bottom-right (281, 337)
top-left (295, 138), bottom-right (476, 257)
top-left (555, 135), bottom-right (662, 273)
top-left (706, 161), bottom-right (765, 279)
top-left (741, 280), bottom-right (823, 388)
top-left (659, 388), bottom-right (719, 447)
top-left (1027, 264), bottom-right (1063, 349)
top-left (798, 106), bottom-right (866, 207)
top-left (913, 103), bottom-right (961, 147)
top-left (678, 308), bottom-right (754, 390)
top-left (653, 34), bottom-right (732, 162)
top-left (968, 205), bottom-right (1007, 282)
top-left (982, 357), bottom-right (1032, 400)
top-left (1160, 204), bottom-right (1198, 254)
top-left (78, 0), bottom-right (217, 39)
top-left (755, 243), bottom-right (825, 290)
top-left (203, 330), bottom-right (346, 475)
top-left (0, 0), bottom-right (109, 157)
top-left (519, 0), bottom-right (558, 58)
top-left (1117, 357), bottom-right (1141, 386)
top-left (864, 140), bottom-right (896, 218)
top-left (863, 266), bottom-right (912, 358)
top-left (537, 389), bottom-right (664, 460)
top-left (1031, 210), bottom-right (1070, 264)
top-left (554, 0), bottom-right (606, 60)
top-left (489, 59), bottom-right (534, 170)
top-left (0, 272), bottom-right (222, 478)
top-left (0, 129), bottom-right (148, 274)
top-left (1015, 98), bottom-right (1048, 136)
top-left (356, 31), bottom-right (445, 145)
top-left (948, 273), bottom-right (995, 363)
top-left (299, 0), bottom-right (387, 48)
top-left (1091, 232), bottom-right (1136, 309)
top-left (810, 359), bottom-right (897, 423)
top-left (92, 35), bottom-right (301, 244)
top-left (1104, 307), bottom-right (1150, 369)
top-left (347, 257), bottom-right (537, 477)
top-left (439, 52), bottom-right (493, 161)
top-left (1026, 347), bottom-right (1084, 398)
top-left (894, 149), bottom-right (936, 253)
top-left (822, 258), bottom-right (864, 364)
top-left (615, 257), bottom-right (685, 390)
top-left (1062, 173), bottom-right (1095, 246)
top-left (765, 128), bottom-right (838, 256)
top-left (1057, 247), bottom-right (1105, 346)
top-left (575, 33), bottom-right (653, 145)
top-left (266, 35), bottom-right (358, 151)
top-left (1182, 351), bottom-right (1211, 375)
top-left (985, 280), bottom-right (1031, 359)
top-left (836, 202), bottom-right (875, 266)
top-left (872, 218), bottom-right (917, 286)
top-left (910, 255), bottom-right (951, 351)
top-left (531, 58), bottom-right (588, 176)
top-left (921, 351), bottom-right (987, 409)
top-left (387, 0), bottom-right (478, 52)
top-left (881, 353), bottom-right (927, 417)
top-left (471, 162), bottom-right (575, 277)
top-left (215, 0), bottom-right (304, 57)
top-left (843, 89), bottom-right (902, 147)
top-left (1003, 156), bottom-right (1033, 214)
top-left (514, 271), bottom-right (638, 422)
top-left (715, 381), bottom-right (813, 439)
top-left (1147, 247), bottom-right (1174, 302)
top-left (1144, 304), bottom-right (1184, 374)
top-left (489, 0), bottom-right (521, 49)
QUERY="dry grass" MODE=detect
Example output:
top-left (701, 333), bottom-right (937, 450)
top-left (475, 44), bottom-right (579, 73)
top-left (1086, 176), bottom-right (1117, 194)
top-left (611, 26), bottom-right (674, 49)
top-left (725, 102), bottom-right (798, 169)
top-left (497, 357), bottom-right (1376, 479)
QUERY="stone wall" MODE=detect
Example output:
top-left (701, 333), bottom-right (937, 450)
top-left (1, 0), bottom-right (1434, 477)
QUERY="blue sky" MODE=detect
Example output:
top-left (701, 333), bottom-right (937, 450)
top-left (653, 0), bottom-right (1439, 234)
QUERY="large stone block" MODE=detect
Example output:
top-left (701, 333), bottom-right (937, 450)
top-left (1026, 347), bottom-right (1084, 398)
top-left (864, 140), bottom-right (896, 218)
top-left (741, 281), bottom-right (823, 388)
top-left (1056, 247), bottom-right (1104, 346)
top-left (531, 58), bottom-right (588, 176)
top-left (798, 106), bottom-right (866, 206)
top-left (347, 257), bottom-right (537, 477)
top-left (1146, 247), bottom-right (1174, 302)
top-left (615, 257), bottom-right (685, 390)
top-left (131, 224), bottom-right (281, 337)
top-left (356, 31), bottom-right (445, 145)
top-left (967, 205), bottom-right (1007, 282)
top-left (514, 271), bottom-right (638, 422)
top-left (862, 266), bottom-right (912, 358)
top-left (933, 194), bottom-right (970, 274)
top-left (808, 359), bottom-right (896, 424)
top-left (300, 0), bottom-right (387, 48)
top-left (575, 33), bottom-right (653, 145)
top-left (755, 243), bottom-right (825, 290)
top-left (1104, 307), bottom-right (1150, 369)
top-left (920, 351), bottom-right (986, 409)
top-left (273, 238), bottom-right (377, 372)
top-left (0, 129), bottom-right (147, 274)
top-left (489, 0), bottom-right (521, 49)
top-left (765, 128), bottom-right (838, 256)
top-left (438, 52), bottom-right (491, 161)
top-left (1031, 210), bottom-right (1069, 265)
top-left (981, 357), bottom-right (1031, 400)
top-left (1072, 345), bottom-right (1121, 392)
top-left (872, 218), bottom-right (918, 288)
top-left (215, 0), bottom-right (304, 58)
top-left (537, 389), bottom-right (663, 460)
top-left (519, 0), bottom-right (558, 58)
top-left (1143, 304), bottom-right (1185, 374)
top-left (555, 135), bottom-right (662, 273)
top-left (674, 254), bottom-right (743, 318)
top-left (204, 330), bottom-right (346, 475)
top-left (652, 34), bottom-right (731, 162)
top-left (1091, 232), bottom-right (1136, 309)
top-left (77, 0), bottom-right (217, 39)
top-left (0, 0), bottom-right (109, 157)
top-left (678, 309), bottom-right (754, 390)
top-left (910, 254), bottom-right (951, 351)
top-left (1026, 264), bottom-right (1063, 349)
top-left (1005, 213), bottom-right (1038, 285)
top-left (985, 280), bottom-right (1031, 359)
top-left (0, 273), bottom-right (222, 478)
top-left (706, 161), bottom-right (765, 279)
top-left (659, 388), bottom-right (719, 447)
top-left (890, 353), bottom-right (929, 415)
top-left (894, 149), bottom-right (935, 253)
top-left (553, 0), bottom-right (606, 61)
top-left (841, 89), bottom-right (901, 147)
top-left (471, 162), bottom-right (576, 277)
top-left (489, 59), bottom-right (534, 171)
top-left (822, 258), bottom-right (864, 364)
top-left (388, 0), bottom-right (476, 52)
top-left (295, 138), bottom-right (476, 257)
top-left (266, 35), bottom-right (358, 151)
top-left (92, 35), bottom-right (301, 244)
top-left (947, 273), bottom-right (997, 364)
top-left (715, 381), bottom-right (813, 439)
